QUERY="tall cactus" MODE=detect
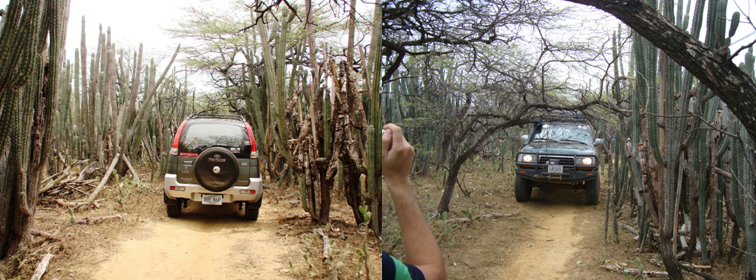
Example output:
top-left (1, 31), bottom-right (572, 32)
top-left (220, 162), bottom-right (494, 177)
top-left (0, 0), bottom-right (70, 259)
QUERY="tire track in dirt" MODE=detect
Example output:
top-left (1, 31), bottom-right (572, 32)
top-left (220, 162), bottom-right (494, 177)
top-left (94, 202), bottom-right (293, 280)
top-left (496, 189), bottom-right (590, 279)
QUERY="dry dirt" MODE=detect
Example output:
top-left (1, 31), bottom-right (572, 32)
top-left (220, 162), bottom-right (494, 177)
top-left (93, 203), bottom-right (292, 280)
top-left (8, 174), bottom-right (381, 280)
top-left (382, 159), bottom-right (744, 279)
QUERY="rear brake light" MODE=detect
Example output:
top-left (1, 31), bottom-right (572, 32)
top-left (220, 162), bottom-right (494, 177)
top-left (171, 120), bottom-right (188, 156)
top-left (244, 122), bottom-right (258, 158)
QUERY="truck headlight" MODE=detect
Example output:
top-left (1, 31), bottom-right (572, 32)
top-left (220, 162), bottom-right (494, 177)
top-left (578, 157), bottom-right (594, 165)
top-left (518, 154), bottom-right (536, 163)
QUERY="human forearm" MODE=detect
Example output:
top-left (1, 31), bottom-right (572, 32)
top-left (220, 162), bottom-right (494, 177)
top-left (388, 178), bottom-right (446, 279)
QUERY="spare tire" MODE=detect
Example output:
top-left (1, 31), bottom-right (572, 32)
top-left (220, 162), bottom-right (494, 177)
top-left (195, 147), bottom-right (240, 192)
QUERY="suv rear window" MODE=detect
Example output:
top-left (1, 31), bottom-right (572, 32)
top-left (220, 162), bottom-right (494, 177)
top-left (178, 122), bottom-right (249, 156)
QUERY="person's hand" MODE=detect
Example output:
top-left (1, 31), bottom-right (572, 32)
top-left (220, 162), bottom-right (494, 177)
top-left (382, 124), bottom-right (414, 186)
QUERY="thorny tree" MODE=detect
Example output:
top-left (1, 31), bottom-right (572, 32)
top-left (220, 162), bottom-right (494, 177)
top-left (172, 0), bottom-right (384, 231)
top-left (382, 0), bottom-right (624, 213)
top-left (382, 0), bottom-right (561, 82)
top-left (563, 0), bottom-right (756, 279)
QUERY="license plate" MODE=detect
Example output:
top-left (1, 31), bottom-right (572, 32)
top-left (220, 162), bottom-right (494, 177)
top-left (202, 194), bottom-right (223, 205)
top-left (548, 165), bottom-right (563, 174)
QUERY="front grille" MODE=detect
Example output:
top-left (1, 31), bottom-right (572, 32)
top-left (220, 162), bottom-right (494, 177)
top-left (539, 157), bottom-right (574, 166)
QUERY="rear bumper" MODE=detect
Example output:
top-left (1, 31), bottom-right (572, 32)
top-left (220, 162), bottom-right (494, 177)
top-left (164, 174), bottom-right (263, 203)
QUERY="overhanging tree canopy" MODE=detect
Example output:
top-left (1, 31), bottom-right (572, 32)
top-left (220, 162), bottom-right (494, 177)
top-left (564, 0), bottom-right (756, 141)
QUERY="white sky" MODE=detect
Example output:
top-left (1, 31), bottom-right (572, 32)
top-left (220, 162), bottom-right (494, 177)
top-left (0, 0), bottom-right (754, 87)
top-left (0, 0), bottom-right (375, 91)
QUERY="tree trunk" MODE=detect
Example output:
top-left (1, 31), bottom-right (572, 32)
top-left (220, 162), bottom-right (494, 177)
top-left (563, 0), bottom-right (756, 142)
top-left (437, 163), bottom-right (460, 214)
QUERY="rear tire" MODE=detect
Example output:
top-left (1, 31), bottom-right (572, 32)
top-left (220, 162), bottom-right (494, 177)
top-left (514, 176), bottom-right (532, 202)
top-left (166, 202), bottom-right (181, 217)
top-left (585, 176), bottom-right (600, 205)
top-left (164, 191), bottom-right (181, 217)
top-left (245, 197), bottom-right (262, 221)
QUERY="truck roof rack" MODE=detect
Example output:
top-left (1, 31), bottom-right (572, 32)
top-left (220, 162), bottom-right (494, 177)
top-left (187, 113), bottom-right (246, 122)
top-left (530, 110), bottom-right (587, 123)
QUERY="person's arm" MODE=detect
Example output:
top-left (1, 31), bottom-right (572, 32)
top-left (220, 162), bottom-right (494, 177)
top-left (382, 124), bottom-right (447, 280)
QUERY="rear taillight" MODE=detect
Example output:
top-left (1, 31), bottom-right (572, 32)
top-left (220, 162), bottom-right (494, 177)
top-left (171, 120), bottom-right (188, 156)
top-left (244, 122), bottom-right (258, 158)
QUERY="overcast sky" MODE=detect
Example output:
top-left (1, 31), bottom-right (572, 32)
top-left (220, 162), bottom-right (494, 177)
top-left (0, 0), bottom-right (755, 85)
top-left (0, 0), bottom-right (375, 91)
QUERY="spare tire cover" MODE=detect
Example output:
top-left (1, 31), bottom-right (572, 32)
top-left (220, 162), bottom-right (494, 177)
top-left (195, 147), bottom-right (240, 192)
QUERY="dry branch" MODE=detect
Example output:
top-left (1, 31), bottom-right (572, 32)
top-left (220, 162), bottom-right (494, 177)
top-left (618, 222), bottom-right (639, 235)
top-left (535, 224), bottom-right (550, 230)
top-left (602, 264), bottom-right (669, 276)
top-left (30, 229), bottom-right (61, 242)
top-left (444, 212), bottom-right (520, 224)
top-left (87, 153), bottom-right (120, 203)
top-left (316, 228), bottom-right (330, 261)
top-left (121, 154), bottom-right (140, 181)
top-left (55, 199), bottom-right (100, 211)
top-left (74, 214), bottom-right (122, 225)
top-left (30, 254), bottom-right (53, 280)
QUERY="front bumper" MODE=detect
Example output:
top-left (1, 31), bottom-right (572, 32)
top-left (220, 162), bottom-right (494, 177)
top-left (164, 174), bottom-right (263, 203)
top-left (515, 167), bottom-right (597, 183)
top-left (515, 152), bottom-right (598, 183)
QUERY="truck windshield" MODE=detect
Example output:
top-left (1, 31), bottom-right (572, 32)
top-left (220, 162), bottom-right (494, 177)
top-left (531, 123), bottom-right (592, 144)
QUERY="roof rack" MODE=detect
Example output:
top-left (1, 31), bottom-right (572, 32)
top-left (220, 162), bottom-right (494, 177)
top-left (187, 113), bottom-right (246, 122)
top-left (530, 110), bottom-right (587, 123)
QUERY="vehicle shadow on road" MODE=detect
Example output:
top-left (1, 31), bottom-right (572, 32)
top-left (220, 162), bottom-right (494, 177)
top-left (164, 202), bottom-right (270, 232)
top-left (528, 186), bottom-right (594, 207)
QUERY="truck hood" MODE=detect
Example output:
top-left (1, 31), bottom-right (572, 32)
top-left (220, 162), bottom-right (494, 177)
top-left (521, 142), bottom-right (596, 156)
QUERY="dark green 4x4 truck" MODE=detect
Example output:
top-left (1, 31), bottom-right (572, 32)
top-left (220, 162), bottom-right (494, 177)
top-left (514, 111), bottom-right (603, 205)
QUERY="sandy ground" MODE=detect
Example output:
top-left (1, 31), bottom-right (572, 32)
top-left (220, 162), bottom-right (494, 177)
top-left (93, 203), bottom-right (293, 280)
top-left (500, 188), bottom-right (591, 279)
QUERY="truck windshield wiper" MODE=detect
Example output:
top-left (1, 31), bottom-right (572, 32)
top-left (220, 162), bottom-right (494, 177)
top-left (557, 139), bottom-right (589, 145)
top-left (532, 138), bottom-right (557, 142)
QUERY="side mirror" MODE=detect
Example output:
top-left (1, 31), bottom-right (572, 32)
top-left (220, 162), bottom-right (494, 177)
top-left (521, 135), bottom-right (529, 142)
top-left (594, 138), bottom-right (604, 146)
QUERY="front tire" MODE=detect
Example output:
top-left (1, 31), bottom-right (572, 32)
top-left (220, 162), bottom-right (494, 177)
top-left (585, 176), bottom-right (600, 205)
top-left (514, 176), bottom-right (532, 202)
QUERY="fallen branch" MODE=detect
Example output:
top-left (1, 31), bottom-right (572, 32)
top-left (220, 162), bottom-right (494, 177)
top-left (444, 212), bottom-right (520, 224)
top-left (87, 153), bottom-right (121, 203)
top-left (601, 264), bottom-right (668, 276)
top-left (535, 224), bottom-right (550, 230)
top-left (316, 228), bottom-right (330, 261)
top-left (121, 154), bottom-right (140, 182)
top-left (30, 229), bottom-right (61, 242)
top-left (682, 264), bottom-right (711, 270)
top-left (30, 254), bottom-right (53, 280)
top-left (55, 199), bottom-right (100, 211)
top-left (618, 222), bottom-right (639, 235)
top-left (75, 214), bottom-right (122, 225)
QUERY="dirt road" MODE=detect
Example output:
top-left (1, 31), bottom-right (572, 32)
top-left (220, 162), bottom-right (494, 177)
top-left (93, 202), bottom-right (294, 280)
top-left (499, 188), bottom-right (597, 279)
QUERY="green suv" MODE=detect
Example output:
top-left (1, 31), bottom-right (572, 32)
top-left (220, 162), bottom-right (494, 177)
top-left (514, 111), bottom-right (603, 205)
top-left (163, 114), bottom-right (262, 220)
